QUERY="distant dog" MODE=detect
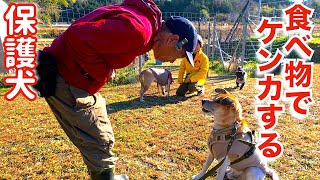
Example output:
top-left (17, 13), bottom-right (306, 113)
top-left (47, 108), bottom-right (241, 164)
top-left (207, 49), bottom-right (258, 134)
top-left (139, 68), bottom-right (173, 102)
top-left (192, 88), bottom-right (279, 180)
top-left (235, 66), bottom-right (246, 90)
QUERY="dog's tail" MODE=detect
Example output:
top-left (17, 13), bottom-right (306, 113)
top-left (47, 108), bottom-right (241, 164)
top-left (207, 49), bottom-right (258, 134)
top-left (266, 168), bottom-right (279, 180)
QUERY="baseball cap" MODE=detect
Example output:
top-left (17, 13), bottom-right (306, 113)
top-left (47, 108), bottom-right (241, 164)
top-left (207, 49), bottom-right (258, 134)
top-left (165, 16), bottom-right (198, 66)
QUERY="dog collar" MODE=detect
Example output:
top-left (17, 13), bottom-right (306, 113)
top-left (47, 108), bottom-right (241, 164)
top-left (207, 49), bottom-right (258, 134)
top-left (213, 122), bottom-right (239, 134)
top-left (211, 122), bottom-right (242, 142)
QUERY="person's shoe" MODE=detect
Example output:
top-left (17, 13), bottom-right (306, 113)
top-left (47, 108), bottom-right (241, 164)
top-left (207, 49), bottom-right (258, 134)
top-left (197, 87), bottom-right (205, 96)
top-left (90, 169), bottom-right (113, 180)
top-left (114, 174), bottom-right (129, 180)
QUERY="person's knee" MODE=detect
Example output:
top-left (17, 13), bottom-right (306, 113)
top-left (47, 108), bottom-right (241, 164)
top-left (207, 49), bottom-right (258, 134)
top-left (176, 89), bottom-right (185, 96)
top-left (176, 84), bottom-right (187, 96)
top-left (188, 83), bottom-right (200, 93)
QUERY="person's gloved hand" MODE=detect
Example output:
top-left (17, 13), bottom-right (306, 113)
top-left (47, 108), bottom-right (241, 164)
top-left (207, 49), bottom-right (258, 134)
top-left (107, 69), bottom-right (116, 81)
top-left (184, 77), bottom-right (191, 83)
top-left (111, 69), bottom-right (116, 80)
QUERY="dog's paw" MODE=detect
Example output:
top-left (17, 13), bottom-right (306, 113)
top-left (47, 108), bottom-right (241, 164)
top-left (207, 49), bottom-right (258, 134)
top-left (266, 168), bottom-right (279, 180)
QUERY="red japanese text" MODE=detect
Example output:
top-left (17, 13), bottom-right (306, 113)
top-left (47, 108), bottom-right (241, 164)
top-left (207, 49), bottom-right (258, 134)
top-left (3, 3), bottom-right (38, 101)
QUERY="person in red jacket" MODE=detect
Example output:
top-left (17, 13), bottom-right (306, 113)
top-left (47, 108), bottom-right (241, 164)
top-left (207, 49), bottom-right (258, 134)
top-left (35, 0), bottom-right (198, 179)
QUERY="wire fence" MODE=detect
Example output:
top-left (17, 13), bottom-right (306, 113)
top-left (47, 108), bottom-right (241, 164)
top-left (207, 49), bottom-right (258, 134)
top-left (37, 1), bottom-right (320, 76)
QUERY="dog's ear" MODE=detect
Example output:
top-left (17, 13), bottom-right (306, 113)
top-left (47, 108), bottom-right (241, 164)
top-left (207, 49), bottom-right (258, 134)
top-left (215, 88), bottom-right (228, 94)
top-left (220, 97), bottom-right (234, 107)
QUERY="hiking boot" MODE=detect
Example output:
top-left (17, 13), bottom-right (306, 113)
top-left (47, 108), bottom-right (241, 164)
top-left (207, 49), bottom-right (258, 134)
top-left (114, 174), bottom-right (129, 180)
top-left (90, 169), bottom-right (129, 180)
top-left (90, 169), bottom-right (113, 180)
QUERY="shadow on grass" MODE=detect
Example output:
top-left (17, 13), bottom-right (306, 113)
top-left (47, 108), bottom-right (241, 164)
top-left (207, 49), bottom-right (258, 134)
top-left (224, 86), bottom-right (237, 92)
top-left (107, 95), bottom-right (188, 114)
top-left (206, 75), bottom-right (235, 84)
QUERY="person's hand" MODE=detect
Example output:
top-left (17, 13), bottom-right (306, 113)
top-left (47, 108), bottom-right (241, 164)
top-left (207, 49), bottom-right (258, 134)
top-left (184, 77), bottom-right (191, 83)
top-left (111, 69), bottom-right (116, 80)
top-left (107, 69), bottom-right (116, 81)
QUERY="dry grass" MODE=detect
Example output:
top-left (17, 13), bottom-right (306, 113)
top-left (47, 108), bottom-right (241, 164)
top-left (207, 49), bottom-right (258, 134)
top-left (0, 65), bottom-right (319, 179)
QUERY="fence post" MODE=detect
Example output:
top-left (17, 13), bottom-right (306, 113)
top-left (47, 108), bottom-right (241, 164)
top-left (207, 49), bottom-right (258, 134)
top-left (240, 4), bottom-right (249, 66)
top-left (214, 28), bottom-right (225, 72)
top-left (138, 55), bottom-right (142, 74)
top-left (212, 17), bottom-right (216, 61)
top-left (257, 0), bottom-right (262, 23)
top-left (198, 18), bottom-right (201, 34)
top-left (207, 18), bottom-right (211, 57)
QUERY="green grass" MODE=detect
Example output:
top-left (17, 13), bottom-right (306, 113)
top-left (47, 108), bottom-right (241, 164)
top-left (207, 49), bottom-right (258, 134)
top-left (209, 60), bottom-right (256, 77)
top-left (1, 64), bottom-right (319, 179)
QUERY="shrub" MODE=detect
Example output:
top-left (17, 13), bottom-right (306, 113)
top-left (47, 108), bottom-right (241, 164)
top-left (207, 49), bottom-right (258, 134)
top-left (308, 35), bottom-right (320, 63)
top-left (0, 73), bottom-right (11, 88)
top-left (215, 13), bottom-right (229, 22)
top-left (37, 27), bottom-right (66, 39)
top-left (108, 65), bottom-right (138, 86)
top-left (210, 60), bottom-right (227, 75)
top-left (50, 28), bottom-right (60, 37)
top-left (211, 60), bottom-right (258, 78)
top-left (243, 61), bottom-right (258, 78)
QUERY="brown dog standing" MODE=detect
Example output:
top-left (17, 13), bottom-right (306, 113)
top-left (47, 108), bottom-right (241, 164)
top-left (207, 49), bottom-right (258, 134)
top-left (139, 68), bottom-right (173, 102)
top-left (192, 88), bottom-right (279, 180)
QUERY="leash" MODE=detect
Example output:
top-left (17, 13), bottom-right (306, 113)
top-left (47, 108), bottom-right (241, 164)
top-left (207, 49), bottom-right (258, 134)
top-left (198, 123), bottom-right (257, 180)
top-left (230, 131), bottom-right (256, 165)
top-left (198, 123), bottom-right (239, 180)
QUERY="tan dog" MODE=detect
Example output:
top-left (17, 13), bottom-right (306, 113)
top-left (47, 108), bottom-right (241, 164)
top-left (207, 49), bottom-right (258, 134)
top-left (139, 68), bottom-right (173, 102)
top-left (192, 88), bottom-right (279, 180)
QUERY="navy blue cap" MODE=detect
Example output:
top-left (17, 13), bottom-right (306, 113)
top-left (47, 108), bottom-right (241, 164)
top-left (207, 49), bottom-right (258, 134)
top-left (165, 16), bottom-right (198, 66)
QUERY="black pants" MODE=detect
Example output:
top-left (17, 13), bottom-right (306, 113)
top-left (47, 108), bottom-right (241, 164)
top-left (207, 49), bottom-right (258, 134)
top-left (176, 82), bottom-right (201, 96)
top-left (33, 50), bottom-right (58, 97)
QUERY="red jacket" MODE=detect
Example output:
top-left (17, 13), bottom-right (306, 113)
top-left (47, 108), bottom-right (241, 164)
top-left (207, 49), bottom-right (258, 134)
top-left (44, 0), bottom-right (161, 94)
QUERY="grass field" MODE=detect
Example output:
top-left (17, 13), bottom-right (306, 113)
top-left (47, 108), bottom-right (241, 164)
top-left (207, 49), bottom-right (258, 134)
top-left (0, 64), bottom-right (319, 179)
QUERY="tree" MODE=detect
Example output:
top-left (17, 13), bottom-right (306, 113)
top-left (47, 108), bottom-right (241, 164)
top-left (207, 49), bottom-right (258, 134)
top-left (157, 0), bottom-right (192, 12)
top-left (7, 0), bottom-right (76, 24)
top-left (306, 0), bottom-right (320, 13)
top-left (212, 0), bottom-right (232, 13)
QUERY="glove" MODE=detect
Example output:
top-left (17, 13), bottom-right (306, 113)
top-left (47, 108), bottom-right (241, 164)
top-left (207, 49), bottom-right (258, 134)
top-left (106, 68), bottom-right (116, 81)
top-left (184, 77), bottom-right (191, 83)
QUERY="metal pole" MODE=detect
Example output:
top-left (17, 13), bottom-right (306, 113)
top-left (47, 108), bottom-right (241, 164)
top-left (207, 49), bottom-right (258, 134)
top-left (257, 0), bottom-right (262, 23)
top-left (214, 29), bottom-right (225, 72)
top-left (207, 18), bottom-right (211, 56)
top-left (212, 17), bottom-right (216, 61)
top-left (198, 18), bottom-right (201, 34)
top-left (138, 55), bottom-right (142, 74)
top-left (240, 3), bottom-right (249, 66)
